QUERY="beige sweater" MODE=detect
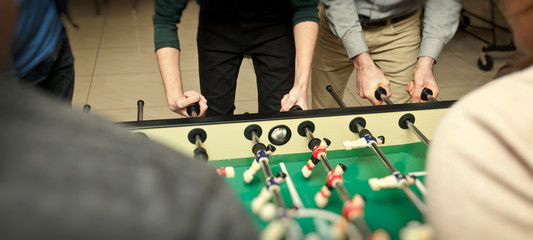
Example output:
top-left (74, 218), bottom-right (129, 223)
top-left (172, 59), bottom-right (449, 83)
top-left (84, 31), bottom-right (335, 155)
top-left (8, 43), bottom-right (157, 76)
top-left (427, 65), bottom-right (533, 239)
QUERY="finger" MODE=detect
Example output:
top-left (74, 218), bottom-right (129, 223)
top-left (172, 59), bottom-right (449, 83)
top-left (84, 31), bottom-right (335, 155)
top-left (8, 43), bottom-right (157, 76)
top-left (198, 99), bottom-right (208, 117)
top-left (411, 84), bottom-right (424, 103)
top-left (179, 95), bottom-right (200, 109)
top-left (280, 94), bottom-right (294, 112)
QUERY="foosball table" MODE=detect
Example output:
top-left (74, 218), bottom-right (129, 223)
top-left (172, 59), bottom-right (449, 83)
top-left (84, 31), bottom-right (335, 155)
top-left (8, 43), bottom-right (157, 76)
top-left (123, 100), bottom-right (453, 240)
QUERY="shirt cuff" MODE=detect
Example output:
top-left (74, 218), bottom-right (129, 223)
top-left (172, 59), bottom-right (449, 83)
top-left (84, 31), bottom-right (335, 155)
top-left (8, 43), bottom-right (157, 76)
top-left (342, 31), bottom-right (369, 60)
top-left (418, 38), bottom-right (445, 62)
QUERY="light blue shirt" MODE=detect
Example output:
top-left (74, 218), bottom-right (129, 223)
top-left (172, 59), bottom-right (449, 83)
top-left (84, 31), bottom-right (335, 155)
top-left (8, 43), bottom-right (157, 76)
top-left (323, 0), bottom-right (462, 61)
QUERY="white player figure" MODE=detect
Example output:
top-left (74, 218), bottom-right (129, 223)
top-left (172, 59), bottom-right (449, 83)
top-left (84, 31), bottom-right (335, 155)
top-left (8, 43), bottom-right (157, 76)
top-left (343, 135), bottom-right (384, 150)
top-left (250, 171), bottom-right (287, 221)
top-left (368, 171), bottom-right (415, 191)
top-left (243, 145), bottom-right (274, 183)
top-left (314, 163), bottom-right (347, 208)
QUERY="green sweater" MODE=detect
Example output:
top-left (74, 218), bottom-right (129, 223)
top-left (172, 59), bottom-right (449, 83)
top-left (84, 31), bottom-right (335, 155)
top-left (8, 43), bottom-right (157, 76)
top-left (153, 0), bottom-right (319, 51)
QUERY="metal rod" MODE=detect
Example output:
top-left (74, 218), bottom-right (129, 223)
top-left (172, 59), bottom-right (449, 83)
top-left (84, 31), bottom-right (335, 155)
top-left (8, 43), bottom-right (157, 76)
top-left (318, 155), bottom-right (334, 174)
top-left (251, 131), bottom-right (259, 145)
top-left (369, 141), bottom-right (427, 215)
top-left (261, 160), bottom-right (274, 178)
top-left (326, 85), bottom-right (347, 108)
top-left (427, 95), bottom-right (438, 102)
top-left (304, 127), bottom-right (314, 140)
top-left (334, 182), bottom-right (351, 203)
top-left (380, 94), bottom-right (393, 105)
top-left (260, 160), bottom-right (285, 208)
top-left (195, 135), bottom-right (202, 149)
top-left (369, 142), bottom-right (397, 173)
top-left (407, 121), bottom-right (430, 147)
top-left (399, 183), bottom-right (427, 216)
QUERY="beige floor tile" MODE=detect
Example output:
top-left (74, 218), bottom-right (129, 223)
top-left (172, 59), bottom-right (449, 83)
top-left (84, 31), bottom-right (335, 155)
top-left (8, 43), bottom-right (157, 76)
top-left (143, 106), bottom-right (182, 120)
top-left (91, 108), bottom-right (138, 122)
top-left (88, 72), bottom-right (167, 110)
top-left (73, 48), bottom-right (98, 76)
top-left (179, 44), bottom-right (199, 71)
top-left (438, 85), bottom-right (486, 101)
top-left (235, 64), bottom-right (258, 102)
top-left (91, 105), bottom-right (181, 122)
top-left (100, 24), bottom-right (153, 49)
top-left (180, 70), bottom-right (201, 91)
top-left (72, 76), bottom-right (92, 108)
top-left (181, 1), bottom-right (200, 23)
top-left (235, 100), bottom-right (259, 115)
top-left (70, 0), bottom-right (104, 18)
top-left (65, 17), bottom-right (105, 50)
top-left (434, 55), bottom-right (494, 87)
top-left (94, 47), bottom-right (159, 75)
top-left (103, 0), bottom-right (155, 17)
top-left (177, 24), bottom-right (199, 46)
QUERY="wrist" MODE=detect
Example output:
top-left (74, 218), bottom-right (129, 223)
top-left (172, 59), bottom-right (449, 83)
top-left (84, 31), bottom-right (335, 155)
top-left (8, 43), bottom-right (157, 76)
top-left (352, 52), bottom-right (374, 71)
top-left (167, 92), bottom-right (184, 112)
top-left (416, 56), bottom-right (435, 70)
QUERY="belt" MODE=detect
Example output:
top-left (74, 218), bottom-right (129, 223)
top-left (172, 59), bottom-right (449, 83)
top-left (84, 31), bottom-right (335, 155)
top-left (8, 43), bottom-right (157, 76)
top-left (359, 11), bottom-right (417, 27)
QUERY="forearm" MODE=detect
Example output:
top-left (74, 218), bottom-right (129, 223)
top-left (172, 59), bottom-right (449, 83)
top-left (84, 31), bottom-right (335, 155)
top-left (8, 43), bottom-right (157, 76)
top-left (293, 21), bottom-right (319, 90)
top-left (156, 47), bottom-right (184, 111)
top-left (323, 0), bottom-right (368, 59)
top-left (419, 0), bottom-right (462, 60)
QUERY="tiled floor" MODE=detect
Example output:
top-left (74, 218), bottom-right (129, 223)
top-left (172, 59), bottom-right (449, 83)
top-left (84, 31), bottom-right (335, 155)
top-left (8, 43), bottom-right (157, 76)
top-left (69, 0), bottom-right (514, 122)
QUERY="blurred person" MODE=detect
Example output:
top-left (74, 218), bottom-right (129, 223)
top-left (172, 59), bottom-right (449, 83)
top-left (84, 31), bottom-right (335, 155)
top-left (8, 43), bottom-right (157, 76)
top-left (7, 0), bottom-right (75, 102)
top-left (427, 0), bottom-right (533, 239)
top-left (0, 2), bottom-right (258, 239)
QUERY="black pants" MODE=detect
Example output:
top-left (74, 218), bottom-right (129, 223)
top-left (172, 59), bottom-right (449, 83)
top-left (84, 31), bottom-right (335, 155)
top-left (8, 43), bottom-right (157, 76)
top-left (22, 28), bottom-right (75, 103)
top-left (197, 11), bottom-right (295, 116)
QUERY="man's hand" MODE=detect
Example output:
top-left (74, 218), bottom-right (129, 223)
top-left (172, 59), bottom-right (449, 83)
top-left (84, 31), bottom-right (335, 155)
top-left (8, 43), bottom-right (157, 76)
top-left (169, 90), bottom-right (208, 117)
top-left (280, 85), bottom-right (308, 111)
top-left (408, 56), bottom-right (439, 102)
top-left (353, 53), bottom-right (391, 105)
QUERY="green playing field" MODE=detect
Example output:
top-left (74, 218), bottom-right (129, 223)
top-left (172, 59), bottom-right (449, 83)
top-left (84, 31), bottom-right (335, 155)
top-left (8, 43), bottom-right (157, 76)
top-left (209, 142), bottom-right (428, 240)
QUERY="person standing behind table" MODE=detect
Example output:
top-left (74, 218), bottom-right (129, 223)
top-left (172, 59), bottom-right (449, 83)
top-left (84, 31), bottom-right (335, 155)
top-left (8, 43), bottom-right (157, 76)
top-left (311, 0), bottom-right (461, 107)
top-left (8, 0), bottom-right (75, 102)
top-left (427, 0), bottom-right (533, 239)
top-left (153, 0), bottom-right (319, 117)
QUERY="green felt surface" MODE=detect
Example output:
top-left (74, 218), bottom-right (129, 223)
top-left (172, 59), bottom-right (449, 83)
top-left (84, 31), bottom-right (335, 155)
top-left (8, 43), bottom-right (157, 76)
top-left (210, 142), bottom-right (427, 240)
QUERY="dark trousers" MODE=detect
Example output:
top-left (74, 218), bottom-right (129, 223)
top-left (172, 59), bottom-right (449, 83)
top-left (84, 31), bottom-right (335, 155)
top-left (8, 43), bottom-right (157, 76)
top-left (22, 28), bottom-right (75, 103)
top-left (197, 11), bottom-right (295, 116)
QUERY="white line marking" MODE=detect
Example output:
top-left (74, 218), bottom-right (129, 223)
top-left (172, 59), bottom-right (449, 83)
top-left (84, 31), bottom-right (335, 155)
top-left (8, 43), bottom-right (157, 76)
top-left (279, 162), bottom-right (304, 209)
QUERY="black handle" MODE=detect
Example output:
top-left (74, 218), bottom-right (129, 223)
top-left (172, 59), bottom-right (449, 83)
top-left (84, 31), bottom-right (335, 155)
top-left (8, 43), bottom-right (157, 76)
top-left (326, 85), bottom-right (347, 108)
top-left (83, 104), bottom-right (91, 112)
top-left (421, 88), bottom-right (433, 101)
top-left (137, 100), bottom-right (144, 121)
top-left (374, 87), bottom-right (387, 101)
top-left (290, 105), bottom-right (303, 111)
top-left (186, 103), bottom-right (200, 117)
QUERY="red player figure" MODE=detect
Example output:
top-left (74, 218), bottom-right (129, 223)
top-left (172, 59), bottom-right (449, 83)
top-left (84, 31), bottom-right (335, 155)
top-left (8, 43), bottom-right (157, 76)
top-left (314, 163), bottom-right (347, 208)
top-left (216, 166), bottom-right (235, 178)
top-left (301, 138), bottom-right (331, 178)
top-left (342, 194), bottom-right (365, 221)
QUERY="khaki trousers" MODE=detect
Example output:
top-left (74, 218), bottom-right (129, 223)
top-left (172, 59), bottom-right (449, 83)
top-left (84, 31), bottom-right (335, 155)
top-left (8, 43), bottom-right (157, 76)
top-left (311, 8), bottom-right (421, 108)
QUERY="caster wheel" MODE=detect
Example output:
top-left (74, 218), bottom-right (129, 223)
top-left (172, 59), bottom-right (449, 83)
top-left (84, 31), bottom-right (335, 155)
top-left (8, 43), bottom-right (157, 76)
top-left (460, 15), bottom-right (470, 29)
top-left (477, 54), bottom-right (494, 71)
